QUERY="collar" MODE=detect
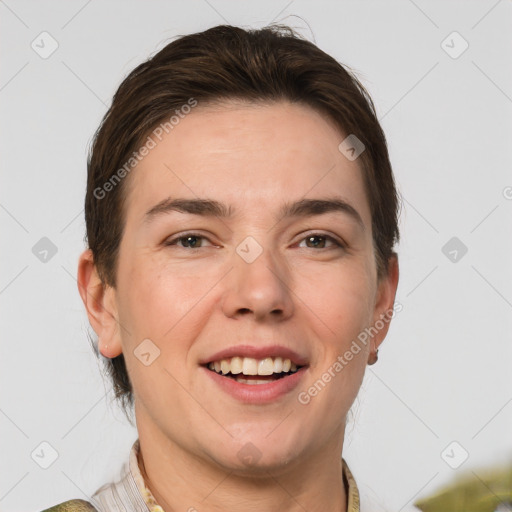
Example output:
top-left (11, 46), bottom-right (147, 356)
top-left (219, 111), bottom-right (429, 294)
top-left (91, 438), bottom-right (360, 511)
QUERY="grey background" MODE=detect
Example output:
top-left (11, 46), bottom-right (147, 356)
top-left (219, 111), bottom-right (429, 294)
top-left (1, 1), bottom-right (511, 511)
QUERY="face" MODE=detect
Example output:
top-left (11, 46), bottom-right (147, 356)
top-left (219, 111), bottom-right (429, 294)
top-left (79, 100), bottom-right (398, 474)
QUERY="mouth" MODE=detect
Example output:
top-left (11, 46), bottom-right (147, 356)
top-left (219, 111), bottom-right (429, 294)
top-left (203, 356), bottom-right (306, 385)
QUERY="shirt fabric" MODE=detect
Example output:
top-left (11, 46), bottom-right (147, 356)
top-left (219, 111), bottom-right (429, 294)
top-left (43, 438), bottom-right (360, 511)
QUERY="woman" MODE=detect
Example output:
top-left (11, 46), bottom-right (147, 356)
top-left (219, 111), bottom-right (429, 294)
top-left (46, 23), bottom-right (400, 512)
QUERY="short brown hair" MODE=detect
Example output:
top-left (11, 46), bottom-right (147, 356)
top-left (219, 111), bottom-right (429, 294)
top-left (84, 24), bottom-right (401, 421)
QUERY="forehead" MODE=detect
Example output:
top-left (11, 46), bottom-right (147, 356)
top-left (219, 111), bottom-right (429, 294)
top-left (123, 100), bottom-right (371, 228)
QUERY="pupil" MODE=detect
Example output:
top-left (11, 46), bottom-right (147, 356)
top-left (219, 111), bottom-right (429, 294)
top-left (307, 235), bottom-right (325, 248)
top-left (184, 236), bottom-right (199, 247)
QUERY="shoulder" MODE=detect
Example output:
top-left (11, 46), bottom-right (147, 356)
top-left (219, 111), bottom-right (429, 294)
top-left (41, 498), bottom-right (99, 512)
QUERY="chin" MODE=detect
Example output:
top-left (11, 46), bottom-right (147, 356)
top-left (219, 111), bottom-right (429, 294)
top-left (208, 435), bottom-right (304, 475)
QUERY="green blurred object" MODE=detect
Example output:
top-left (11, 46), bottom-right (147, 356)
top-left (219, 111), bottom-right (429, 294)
top-left (41, 498), bottom-right (99, 511)
top-left (414, 463), bottom-right (512, 512)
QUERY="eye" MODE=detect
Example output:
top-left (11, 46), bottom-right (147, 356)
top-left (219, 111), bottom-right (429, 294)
top-left (297, 233), bottom-right (345, 250)
top-left (164, 232), bottom-right (213, 249)
top-left (164, 232), bottom-right (344, 250)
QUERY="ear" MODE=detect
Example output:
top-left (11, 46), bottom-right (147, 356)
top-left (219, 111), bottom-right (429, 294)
top-left (77, 249), bottom-right (123, 358)
top-left (369, 254), bottom-right (400, 356)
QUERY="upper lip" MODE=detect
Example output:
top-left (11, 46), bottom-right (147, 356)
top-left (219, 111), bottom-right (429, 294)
top-left (200, 344), bottom-right (309, 367)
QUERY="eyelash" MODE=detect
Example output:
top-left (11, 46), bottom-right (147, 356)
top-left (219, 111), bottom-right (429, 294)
top-left (164, 232), bottom-right (345, 250)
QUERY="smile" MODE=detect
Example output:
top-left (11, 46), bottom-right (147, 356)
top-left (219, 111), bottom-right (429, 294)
top-left (206, 356), bottom-right (303, 384)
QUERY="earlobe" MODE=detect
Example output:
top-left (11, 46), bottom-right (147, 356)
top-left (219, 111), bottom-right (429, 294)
top-left (77, 249), bottom-right (123, 358)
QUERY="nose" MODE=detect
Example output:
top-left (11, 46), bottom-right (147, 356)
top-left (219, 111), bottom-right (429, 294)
top-left (221, 243), bottom-right (294, 322)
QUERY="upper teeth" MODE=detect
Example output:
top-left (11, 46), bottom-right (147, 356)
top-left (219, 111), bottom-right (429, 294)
top-left (208, 357), bottom-right (298, 376)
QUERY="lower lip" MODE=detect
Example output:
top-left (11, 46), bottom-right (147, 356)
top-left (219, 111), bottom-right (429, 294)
top-left (202, 366), bottom-right (308, 404)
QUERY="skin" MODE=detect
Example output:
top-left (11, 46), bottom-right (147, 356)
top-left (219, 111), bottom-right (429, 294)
top-left (78, 100), bottom-right (399, 512)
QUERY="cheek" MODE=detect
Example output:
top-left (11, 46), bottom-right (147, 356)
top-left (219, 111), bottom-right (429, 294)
top-left (296, 261), bottom-right (375, 336)
top-left (115, 256), bottom-right (223, 387)
top-left (295, 260), bottom-right (375, 411)
top-left (117, 254), bottom-right (208, 335)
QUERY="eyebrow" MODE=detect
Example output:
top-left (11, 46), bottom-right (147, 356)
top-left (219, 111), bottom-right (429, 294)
top-left (143, 196), bottom-right (365, 230)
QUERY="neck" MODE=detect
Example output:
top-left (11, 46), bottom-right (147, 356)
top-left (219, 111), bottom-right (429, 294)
top-left (136, 418), bottom-right (347, 512)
